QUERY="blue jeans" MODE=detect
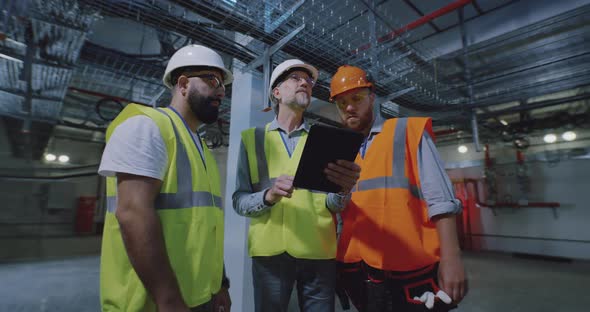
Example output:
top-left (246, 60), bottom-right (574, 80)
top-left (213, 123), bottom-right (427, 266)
top-left (252, 253), bottom-right (336, 312)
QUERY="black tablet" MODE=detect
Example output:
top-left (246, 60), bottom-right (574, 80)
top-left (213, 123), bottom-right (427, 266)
top-left (293, 124), bottom-right (365, 193)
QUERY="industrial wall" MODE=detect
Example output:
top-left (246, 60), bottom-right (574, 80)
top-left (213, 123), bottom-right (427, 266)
top-left (0, 120), bottom-right (104, 261)
top-left (438, 139), bottom-right (590, 260)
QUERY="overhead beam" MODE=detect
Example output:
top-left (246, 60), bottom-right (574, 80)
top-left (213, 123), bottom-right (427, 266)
top-left (0, 87), bottom-right (62, 102)
top-left (472, 0), bottom-right (484, 15)
top-left (264, 0), bottom-right (305, 33)
top-left (243, 24), bottom-right (306, 72)
top-left (385, 87), bottom-right (415, 101)
top-left (402, 0), bottom-right (442, 32)
top-left (352, 0), bottom-right (472, 54)
top-left (416, 0), bottom-right (589, 60)
top-left (381, 67), bottom-right (414, 85)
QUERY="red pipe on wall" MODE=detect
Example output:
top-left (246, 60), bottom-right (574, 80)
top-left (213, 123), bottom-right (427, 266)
top-left (353, 0), bottom-right (473, 54)
top-left (484, 144), bottom-right (492, 169)
top-left (516, 150), bottom-right (525, 164)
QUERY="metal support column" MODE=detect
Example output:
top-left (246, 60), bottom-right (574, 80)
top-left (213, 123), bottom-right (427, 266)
top-left (21, 21), bottom-right (34, 161)
top-left (459, 7), bottom-right (481, 152)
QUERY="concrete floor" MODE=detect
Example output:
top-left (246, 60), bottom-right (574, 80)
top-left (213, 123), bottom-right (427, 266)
top-left (1, 252), bottom-right (589, 312)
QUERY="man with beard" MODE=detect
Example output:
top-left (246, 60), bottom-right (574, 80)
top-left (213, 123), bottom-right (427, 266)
top-left (232, 59), bottom-right (361, 312)
top-left (98, 45), bottom-right (232, 312)
top-left (330, 65), bottom-right (466, 312)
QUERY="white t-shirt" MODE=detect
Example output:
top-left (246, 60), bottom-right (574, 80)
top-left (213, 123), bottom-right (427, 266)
top-left (98, 115), bottom-right (168, 180)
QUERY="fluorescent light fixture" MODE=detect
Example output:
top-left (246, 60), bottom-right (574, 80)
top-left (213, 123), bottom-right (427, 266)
top-left (500, 119), bottom-right (508, 126)
top-left (0, 52), bottom-right (23, 63)
top-left (562, 131), bottom-right (576, 141)
top-left (543, 133), bottom-right (557, 144)
top-left (458, 145), bottom-right (468, 154)
top-left (45, 153), bottom-right (56, 161)
top-left (58, 155), bottom-right (70, 163)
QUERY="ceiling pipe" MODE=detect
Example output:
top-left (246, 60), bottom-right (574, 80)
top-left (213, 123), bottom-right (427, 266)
top-left (67, 87), bottom-right (233, 125)
top-left (353, 0), bottom-right (473, 54)
top-left (481, 93), bottom-right (590, 118)
top-left (433, 128), bottom-right (460, 137)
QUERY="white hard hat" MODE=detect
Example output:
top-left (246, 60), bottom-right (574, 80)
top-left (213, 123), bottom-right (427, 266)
top-left (269, 59), bottom-right (318, 101)
top-left (162, 44), bottom-right (234, 89)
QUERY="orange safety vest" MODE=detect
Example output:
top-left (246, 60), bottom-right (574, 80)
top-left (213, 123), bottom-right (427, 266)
top-left (336, 117), bottom-right (440, 271)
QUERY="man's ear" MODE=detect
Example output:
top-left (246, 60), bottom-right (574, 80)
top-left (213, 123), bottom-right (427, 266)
top-left (273, 87), bottom-right (281, 101)
top-left (177, 75), bottom-right (189, 96)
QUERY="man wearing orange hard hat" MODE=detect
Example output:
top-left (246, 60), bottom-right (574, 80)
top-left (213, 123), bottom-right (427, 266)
top-left (329, 65), bottom-right (467, 312)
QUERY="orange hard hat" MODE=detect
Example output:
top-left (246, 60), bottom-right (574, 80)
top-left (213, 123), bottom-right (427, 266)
top-left (330, 65), bottom-right (373, 101)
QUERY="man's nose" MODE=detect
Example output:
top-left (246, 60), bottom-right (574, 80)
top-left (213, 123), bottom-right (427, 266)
top-left (299, 78), bottom-right (310, 88)
top-left (216, 87), bottom-right (225, 99)
top-left (345, 102), bottom-right (356, 112)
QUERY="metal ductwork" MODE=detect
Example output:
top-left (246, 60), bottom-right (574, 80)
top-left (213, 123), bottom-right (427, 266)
top-left (0, 0), bottom-right (99, 122)
top-left (0, 0), bottom-right (99, 159)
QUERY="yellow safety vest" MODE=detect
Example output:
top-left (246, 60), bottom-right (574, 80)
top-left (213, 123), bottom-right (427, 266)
top-left (241, 123), bottom-right (336, 259)
top-left (100, 104), bottom-right (224, 311)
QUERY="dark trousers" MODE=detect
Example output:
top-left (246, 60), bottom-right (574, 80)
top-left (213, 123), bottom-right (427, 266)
top-left (338, 261), bottom-right (457, 312)
top-left (190, 300), bottom-right (212, 312)
top-left (252, 252), bottom-right (336, 312)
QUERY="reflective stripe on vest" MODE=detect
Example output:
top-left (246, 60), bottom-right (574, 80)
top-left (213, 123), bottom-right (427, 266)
top-left (250, 127), bottom-right (327, 195)
top-left (356, 118), bottom-right (423, 199)
top-left (106, 108), bottom-right (221, 213)
top-left (251, 127), bottom-right (271, 192)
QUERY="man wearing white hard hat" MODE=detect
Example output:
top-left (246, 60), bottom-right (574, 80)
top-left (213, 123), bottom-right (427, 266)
top-left (99, 45), bottom-right (232, 312)
top-left (232, 59), bottom-right (361, 311)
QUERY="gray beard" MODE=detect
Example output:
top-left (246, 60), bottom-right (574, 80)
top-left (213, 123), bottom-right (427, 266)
top-left (288, 92), bottom-right (310, 110)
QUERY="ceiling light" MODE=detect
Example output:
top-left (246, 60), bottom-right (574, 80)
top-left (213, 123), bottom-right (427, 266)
top-left (58, 155), bottom-right (70, 163)
top-left (45, 153), bottom-right (56, 161)
top-left (562, 131), bottom-right (576, 141)
top-left (458, 145), bottom-right (468, 154)
top-left (500, 119), bottom-right (508, 126)
top-left (543, 133), bottom-right (557, 144)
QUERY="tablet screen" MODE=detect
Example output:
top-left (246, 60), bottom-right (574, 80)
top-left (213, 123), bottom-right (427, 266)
top-left (293, 124), bottom-right (364, 193)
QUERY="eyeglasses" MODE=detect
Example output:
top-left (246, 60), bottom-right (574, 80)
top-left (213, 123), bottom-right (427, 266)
top-left (185, 74), bottom-right (225, 90)
top-left (334, 90), bottom-right (371, 110)
top-left (285, 73), bottom-right (315, 87)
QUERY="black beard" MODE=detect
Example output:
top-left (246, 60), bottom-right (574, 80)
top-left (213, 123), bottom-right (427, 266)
top-left (188, 89), bottom-right (219, 124)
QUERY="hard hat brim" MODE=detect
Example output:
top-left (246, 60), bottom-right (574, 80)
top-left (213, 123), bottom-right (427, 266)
top-left (268, 61), bottom-right (319, 102)
top-left (163, 66), bottom-right (233, 89)
top-left (273, 63), bottom-right (318, 88)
